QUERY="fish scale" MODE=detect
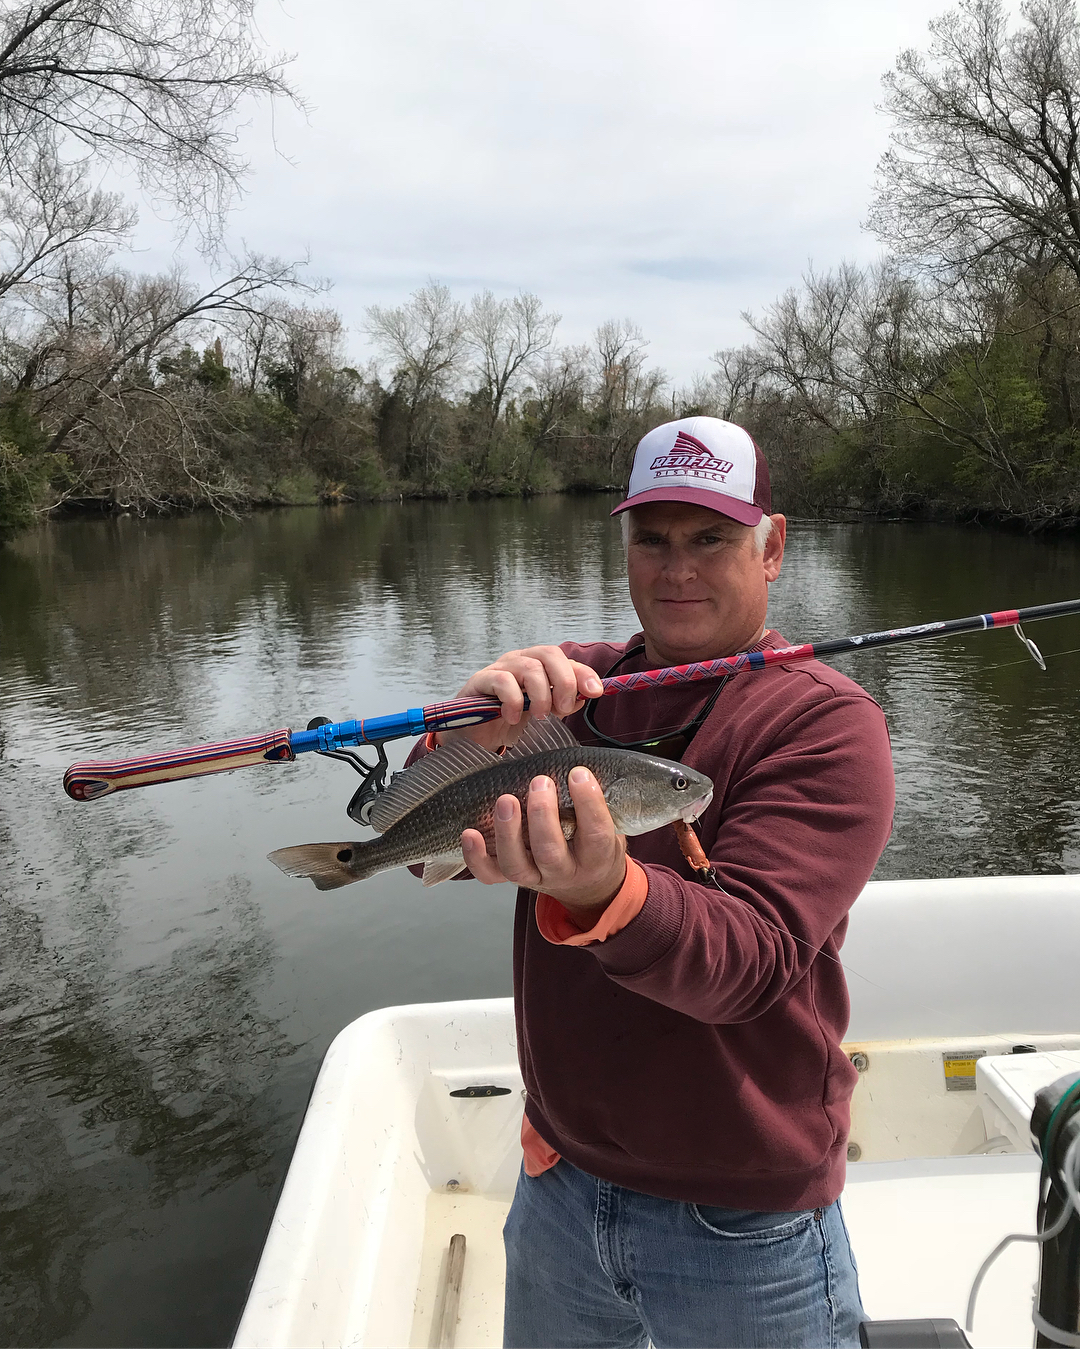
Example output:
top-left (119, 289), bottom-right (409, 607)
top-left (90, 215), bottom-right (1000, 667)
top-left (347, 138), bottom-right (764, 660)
top-left (373, 746), bottom-right (629, 868)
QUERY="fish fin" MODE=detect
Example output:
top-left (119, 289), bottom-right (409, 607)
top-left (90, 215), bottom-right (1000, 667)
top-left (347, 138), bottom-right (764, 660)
top-left (268, 842), bottom-right (365, 890)
top-left (421, 853), bottom-right (469, 887)
top-left (368, 738), bottom-right (500, 833)
top-left (502, 716), bottom-right (579, 760)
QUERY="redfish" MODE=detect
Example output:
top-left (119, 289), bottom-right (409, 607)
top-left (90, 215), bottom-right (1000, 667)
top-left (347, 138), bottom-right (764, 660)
top-left (268, 717), bottom-right (713, 889)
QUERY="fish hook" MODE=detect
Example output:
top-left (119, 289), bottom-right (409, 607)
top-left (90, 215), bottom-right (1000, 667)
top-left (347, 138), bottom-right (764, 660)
top-left (1014, 621), bottom-right (1047, 671)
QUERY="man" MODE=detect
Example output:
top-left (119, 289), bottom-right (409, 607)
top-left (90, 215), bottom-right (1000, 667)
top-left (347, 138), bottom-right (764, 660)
top-left (428, 417), bottom-right (895, 1348)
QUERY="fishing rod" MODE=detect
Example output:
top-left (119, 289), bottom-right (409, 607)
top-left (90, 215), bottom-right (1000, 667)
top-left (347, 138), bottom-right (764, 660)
top-left (62, 597), bottom-right (1080, 816)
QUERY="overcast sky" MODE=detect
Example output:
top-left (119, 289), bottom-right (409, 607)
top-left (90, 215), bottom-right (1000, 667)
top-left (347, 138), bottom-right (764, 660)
top-left (130, 0), bottom-right (964, 383)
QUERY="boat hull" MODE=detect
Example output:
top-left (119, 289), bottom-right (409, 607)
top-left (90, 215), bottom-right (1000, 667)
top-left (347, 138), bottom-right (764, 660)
top-left (234, 875), bottom-right (1080, 1348)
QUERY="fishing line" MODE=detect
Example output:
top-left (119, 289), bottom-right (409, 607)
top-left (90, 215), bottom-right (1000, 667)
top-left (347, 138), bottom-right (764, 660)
top-left (976, 644), bottom-right (1080, 674)
top-left (694, 863), bottom-right (890, 994)
top-left (593, 642), bottom-right (1080, 742)
top-left (55, 592), bottom-right (1080, 1055)
top-left (592, 632), bottom-right (1079, 1049)
top-left (966, 1131), bottom-right (1080, 1340)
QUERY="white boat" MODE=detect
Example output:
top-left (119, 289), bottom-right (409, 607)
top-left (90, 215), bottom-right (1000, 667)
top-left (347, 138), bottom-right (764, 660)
top-left (234, 876), bottom-right (1080, 1349)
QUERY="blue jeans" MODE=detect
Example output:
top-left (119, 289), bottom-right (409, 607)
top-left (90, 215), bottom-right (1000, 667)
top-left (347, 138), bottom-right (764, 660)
top-left (502, 1160), bottom-right (865, 1348)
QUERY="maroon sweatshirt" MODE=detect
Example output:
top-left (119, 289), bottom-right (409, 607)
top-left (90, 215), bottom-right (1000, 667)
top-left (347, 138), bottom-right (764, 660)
top-left (515, 630), bottom-right (895, 1211)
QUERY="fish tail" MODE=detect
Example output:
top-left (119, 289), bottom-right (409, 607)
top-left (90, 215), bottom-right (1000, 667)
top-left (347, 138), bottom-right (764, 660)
top-left (267, 840), bottom-right (381, 890)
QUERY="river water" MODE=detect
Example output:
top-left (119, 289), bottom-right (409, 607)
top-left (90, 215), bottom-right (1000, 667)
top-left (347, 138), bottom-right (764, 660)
top-left (2, 498), bottom-right (1080, 1347)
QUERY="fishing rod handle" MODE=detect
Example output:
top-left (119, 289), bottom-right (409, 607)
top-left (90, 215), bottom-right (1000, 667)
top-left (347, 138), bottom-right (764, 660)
top-left (63, 702), bottom-right (508, 802)
top-left (63, 728), bottom-right (294, 801)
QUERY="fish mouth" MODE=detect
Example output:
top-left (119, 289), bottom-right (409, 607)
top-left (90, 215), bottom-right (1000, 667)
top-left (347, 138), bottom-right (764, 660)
top-left (680, 789), bottom-right (713, 823)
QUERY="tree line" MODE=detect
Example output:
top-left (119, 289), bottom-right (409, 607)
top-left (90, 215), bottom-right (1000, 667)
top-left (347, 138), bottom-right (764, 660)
top-left (0, 253), bottom-right (686, 534)
top-left (4, 0), bottom-right (1080, 538)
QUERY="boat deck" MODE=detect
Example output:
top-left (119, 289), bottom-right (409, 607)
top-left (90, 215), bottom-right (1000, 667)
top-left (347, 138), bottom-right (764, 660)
top-left (235, 878), bottom-right (1080, 1349)
top-left (410, 1155), bottom-right (1042, 1349)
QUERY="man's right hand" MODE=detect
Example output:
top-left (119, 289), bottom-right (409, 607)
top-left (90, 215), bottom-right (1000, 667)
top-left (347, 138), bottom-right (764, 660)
top-left (439, 646), bottom-right (604, 750)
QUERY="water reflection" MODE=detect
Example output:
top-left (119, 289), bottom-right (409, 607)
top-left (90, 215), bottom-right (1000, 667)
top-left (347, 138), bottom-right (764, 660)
top-left (0, 872), bottom-right (296, 1341)
top-left (1, 503), bottom-right (1080, 1346)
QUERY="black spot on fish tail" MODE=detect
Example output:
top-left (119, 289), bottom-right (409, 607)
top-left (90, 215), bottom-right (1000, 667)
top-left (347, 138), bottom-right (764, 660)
top-left (268, 842), bottom-right (368, 890)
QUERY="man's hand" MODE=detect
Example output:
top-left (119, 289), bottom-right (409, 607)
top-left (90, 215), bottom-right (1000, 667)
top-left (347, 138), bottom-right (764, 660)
top-left (439, 646), bottom-right (603, 751)
top-left (462, 766), bottom-right (627, 924)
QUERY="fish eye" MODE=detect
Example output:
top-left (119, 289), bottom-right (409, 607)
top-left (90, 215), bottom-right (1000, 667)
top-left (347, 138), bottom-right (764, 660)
top-left (673, 775), bottom-right (688, 791)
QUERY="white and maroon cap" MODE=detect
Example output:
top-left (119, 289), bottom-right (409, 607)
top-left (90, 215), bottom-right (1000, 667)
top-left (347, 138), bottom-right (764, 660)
top-left (611, 416), bottom-right (771, 526)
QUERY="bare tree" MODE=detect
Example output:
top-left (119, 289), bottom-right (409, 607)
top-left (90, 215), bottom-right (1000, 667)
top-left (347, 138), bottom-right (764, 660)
top-left (700, 346), bottom-right (765, 420)
top-left (0, 152), bottom-right (132, 304)
top-left (743, 258), bottom-right (1070, 513)
top-left (365, 281), bottom-right (466, 483)
top-left (220, 300), bottom-right (278, 393)
top-left (520, 343), bottom-right (587, 486)
top-left (870, 0), bottom-right (1080, 287)
top-left (747, 264), bottom-right (885, 433)
top-left (0, 0), bottom-right (299, 244)
top-left (365, 282), bottom-right (466, 401)
top-left (61, 375), bottom-right (242, 513)
top-left (592, 318), bottom-right (648, 394)
top-left (260, 303), bottom-right (344, 411)
top-left (465, 290), bottom-right (559, 452)
top-left (27, 252), bottom-right (300, 456)
top-left (0, 250), bottom-right (316, 514)
top-left (590, 318), bottom-right (666, 480)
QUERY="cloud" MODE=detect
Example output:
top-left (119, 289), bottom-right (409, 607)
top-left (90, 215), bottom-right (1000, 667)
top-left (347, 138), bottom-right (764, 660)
top-left (123, 0), bottom-right (954, 382)
top-left (628, 258), bottom-right (775, 284)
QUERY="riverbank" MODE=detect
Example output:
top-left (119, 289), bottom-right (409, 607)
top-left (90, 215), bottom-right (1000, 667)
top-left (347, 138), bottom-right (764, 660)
top-left (32, 483), bottom-right (1080, 540)
top-left (6, 349), bottom-right (1079, 543)
top-left (45, 477), bottom-right (623, 518)
top-left (0, 418), bottom-right (634, 542)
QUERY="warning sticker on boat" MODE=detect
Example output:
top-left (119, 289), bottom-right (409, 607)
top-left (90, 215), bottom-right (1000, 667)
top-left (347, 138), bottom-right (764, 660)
top-left (943, 1051), bottom-right (986, 1092)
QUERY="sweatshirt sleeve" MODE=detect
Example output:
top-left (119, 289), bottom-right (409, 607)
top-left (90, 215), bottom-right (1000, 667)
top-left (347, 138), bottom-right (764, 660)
top-left (579, 687), bottom-right (895, 1024)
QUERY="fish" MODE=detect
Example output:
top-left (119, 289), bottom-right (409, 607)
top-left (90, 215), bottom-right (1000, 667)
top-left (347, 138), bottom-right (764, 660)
top-left (268, 716), bottom-right (714, 890)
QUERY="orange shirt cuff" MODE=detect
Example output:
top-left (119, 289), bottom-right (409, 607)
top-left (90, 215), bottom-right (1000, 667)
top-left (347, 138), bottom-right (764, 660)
top-left (535, 857), bottom-right (649, 946)
top-left (521, 1115), bottom-right (561, 1177)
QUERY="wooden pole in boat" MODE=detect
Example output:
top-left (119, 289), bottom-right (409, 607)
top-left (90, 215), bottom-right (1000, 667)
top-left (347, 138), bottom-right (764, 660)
top-left (433, 1233), bottom-right (466, 1349)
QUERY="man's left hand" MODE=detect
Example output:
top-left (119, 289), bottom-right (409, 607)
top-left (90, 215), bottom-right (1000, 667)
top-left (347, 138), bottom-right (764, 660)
top-left (462, 766), bottom-right (627, 924)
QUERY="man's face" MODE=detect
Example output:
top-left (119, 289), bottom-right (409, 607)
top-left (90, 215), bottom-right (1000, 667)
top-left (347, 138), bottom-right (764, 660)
top-left (625, 501), bottom-right (786, 665)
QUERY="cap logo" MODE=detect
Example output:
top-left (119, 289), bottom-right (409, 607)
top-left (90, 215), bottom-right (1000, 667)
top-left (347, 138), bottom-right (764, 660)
top-left (649, 430), bottom-right (733, 483)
